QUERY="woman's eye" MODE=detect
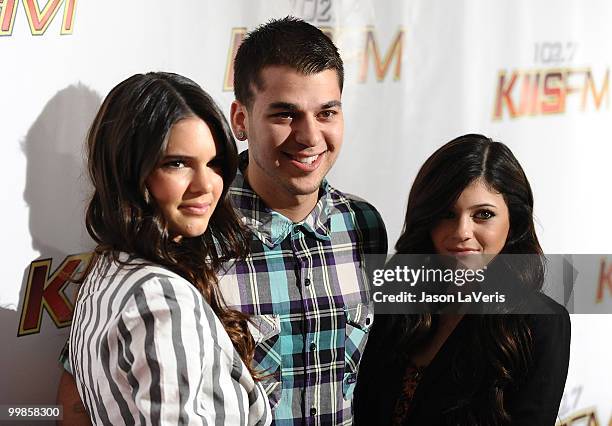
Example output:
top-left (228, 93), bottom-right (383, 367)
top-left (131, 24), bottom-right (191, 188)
top-left (474, 210), bottom-right (495, 220)
top-left (163, 160), bottom-right (186, 169)
top-left (208, 158), bottom-right (223, 169)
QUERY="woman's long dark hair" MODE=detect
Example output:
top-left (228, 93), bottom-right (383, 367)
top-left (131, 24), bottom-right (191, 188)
top-left (83, 72), bottom-right (256, 376)
top-left (392, 134), bottom-right (543, 425)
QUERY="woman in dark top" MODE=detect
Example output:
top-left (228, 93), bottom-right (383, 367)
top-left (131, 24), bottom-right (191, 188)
top-left (355, 134), bottom-right (570, 425)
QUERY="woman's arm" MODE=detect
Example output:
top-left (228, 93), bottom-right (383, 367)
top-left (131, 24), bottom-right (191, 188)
top-left (506, 309), bottom-right (571, 426)
top-left (79, 276), bottom-right (232, 425)
top-left (117, 277), bottom-right (214, 424)
top-left (56, 370), bottom-right (91, 426)
top-left (73, 270), bottom-right (269, 425)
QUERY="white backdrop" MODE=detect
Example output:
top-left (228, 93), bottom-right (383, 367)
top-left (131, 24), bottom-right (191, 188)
top-left (1, 1), bottom-right (611, 424)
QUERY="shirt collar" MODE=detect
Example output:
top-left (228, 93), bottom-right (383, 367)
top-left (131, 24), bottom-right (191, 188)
top-left (229, 150), bottom-right (332, 247)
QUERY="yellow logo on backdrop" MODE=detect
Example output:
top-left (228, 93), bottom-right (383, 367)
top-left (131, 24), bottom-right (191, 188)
top-left (493, 67), bottom-right (609, 119)
top-left (0, 0), bottom-right (77, 36)
top-left (556, 407), bottom-right (609, 426)
top-left (596, 258), bottom-right (612, 304)
top-left (18, 253), bottom-right (90, 336)
top-left (557, 385), bottom-right (611, 426)
top-left (358, 26), bottom-right (403, 83)
top-left (223, 26), bottom-right (404, 91)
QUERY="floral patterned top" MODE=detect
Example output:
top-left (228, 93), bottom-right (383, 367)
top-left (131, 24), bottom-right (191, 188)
top-left (392, 363), bottom-right (425, 425)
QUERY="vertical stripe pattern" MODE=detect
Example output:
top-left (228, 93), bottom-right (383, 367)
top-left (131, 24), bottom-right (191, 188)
top-left (69, 254), bottom-right (272, 426)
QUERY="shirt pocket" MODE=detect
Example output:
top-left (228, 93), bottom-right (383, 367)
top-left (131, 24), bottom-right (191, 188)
top-left (343, 302), bottom-right (373, 400)
top-left (248, 314), bottom-right (283, 410)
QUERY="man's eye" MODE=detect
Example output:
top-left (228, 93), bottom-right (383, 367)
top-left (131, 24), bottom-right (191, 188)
top-left (319, 110), bottom-right (336, 119)
top-left (474, 210), bottom-right (495, 220)
top-left (274, 112), bottom-right (293, 119)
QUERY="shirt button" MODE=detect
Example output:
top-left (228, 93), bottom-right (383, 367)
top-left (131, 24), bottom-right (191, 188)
top-left (304, 278), bottom-right (311, 287)
top-left (310, 407), bottom-right (317, 416)
top-left (310, 342), bottom-right (317, 351)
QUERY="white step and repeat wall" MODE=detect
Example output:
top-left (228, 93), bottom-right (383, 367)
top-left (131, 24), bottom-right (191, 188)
top-left (1, 1), bottom-right (611, 424)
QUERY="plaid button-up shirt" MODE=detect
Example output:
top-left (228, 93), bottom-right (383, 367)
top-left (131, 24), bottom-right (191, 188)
top-left (218, 153), bottom-right (387, 425)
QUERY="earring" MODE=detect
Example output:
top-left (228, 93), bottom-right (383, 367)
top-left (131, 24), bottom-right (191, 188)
top-left (237, 130), bottom-right (246, 140)
top-left (143, 187), bottom-right (151, 205)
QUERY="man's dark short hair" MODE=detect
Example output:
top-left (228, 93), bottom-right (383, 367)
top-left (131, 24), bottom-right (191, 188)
top-left (233, 16), bottom-right (344, 108)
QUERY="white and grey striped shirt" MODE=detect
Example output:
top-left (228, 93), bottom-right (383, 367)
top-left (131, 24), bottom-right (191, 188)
top-left (69, 253), bottom-right (271, 426)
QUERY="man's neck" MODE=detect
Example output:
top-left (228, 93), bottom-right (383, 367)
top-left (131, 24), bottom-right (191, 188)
top-left (244, 167), bottom-right (319, 223)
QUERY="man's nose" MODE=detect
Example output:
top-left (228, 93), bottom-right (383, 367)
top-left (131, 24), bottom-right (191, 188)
top-left (293, 116), bottom-right (321, 147)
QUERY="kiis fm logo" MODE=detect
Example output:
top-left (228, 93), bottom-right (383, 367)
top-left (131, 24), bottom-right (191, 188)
top-left (223, 26), bottom-right (404, 91)
top-left (493, 42), bottom-right (609, 119)
top-left (493, 68), bottom-right (609, 119)
top-left (0, 0), bottom-right (76, 36)
top-left (18, 253), bottom-right (90, 336)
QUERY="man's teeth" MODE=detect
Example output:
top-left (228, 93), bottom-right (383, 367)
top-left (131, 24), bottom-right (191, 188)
top-left (295, 154), bottom-right (319, 164)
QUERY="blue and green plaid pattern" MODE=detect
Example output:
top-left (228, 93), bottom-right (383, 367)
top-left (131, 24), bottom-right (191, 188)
top-left (218, 152), bottom-right (387, 425)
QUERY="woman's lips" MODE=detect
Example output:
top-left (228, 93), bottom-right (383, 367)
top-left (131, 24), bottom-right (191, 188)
top-left (447, 248), bottom-right (480, 256)
top-left (179, 203), bottom-right (211, 215)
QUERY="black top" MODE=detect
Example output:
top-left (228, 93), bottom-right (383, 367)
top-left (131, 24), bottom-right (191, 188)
top-left (354, 294), bottom-right (571, 426)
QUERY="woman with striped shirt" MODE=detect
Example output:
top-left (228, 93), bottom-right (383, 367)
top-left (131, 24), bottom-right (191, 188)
top-left (69, 72), bottom-right (271, 425)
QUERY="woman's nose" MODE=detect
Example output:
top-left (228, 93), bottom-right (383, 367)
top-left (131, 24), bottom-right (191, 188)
top-left (452, 215), bottom-right (473, 241)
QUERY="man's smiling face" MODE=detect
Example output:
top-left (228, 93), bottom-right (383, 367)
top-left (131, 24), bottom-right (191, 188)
top-left (234, 65), bottom-right (344, 202)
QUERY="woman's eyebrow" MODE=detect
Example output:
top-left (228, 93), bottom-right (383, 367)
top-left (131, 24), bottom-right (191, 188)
top-left (469, 203), bottom-right (497, 209)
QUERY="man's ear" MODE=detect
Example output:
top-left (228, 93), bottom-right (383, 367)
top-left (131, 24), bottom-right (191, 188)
top-left (230, 100), bottom-right (248, 141)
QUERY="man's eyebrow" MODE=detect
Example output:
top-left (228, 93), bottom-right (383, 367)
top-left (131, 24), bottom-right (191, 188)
top-left (322, 100), bottom-right (342, 109)
top-left (268, 102), bottom-right (298, 111)
top-left (266, 100), bottom-right (343, 111)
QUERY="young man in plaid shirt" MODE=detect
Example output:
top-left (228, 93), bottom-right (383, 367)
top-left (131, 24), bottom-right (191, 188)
top-left (225, 17), bottom-right (387, 425)
top-left (58, 17), bottom-right (386, 426)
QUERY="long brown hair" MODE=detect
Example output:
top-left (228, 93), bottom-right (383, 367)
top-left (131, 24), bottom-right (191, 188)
top-left (83, 72), bottom-right (257, 376)
top-left (392, 134), bottom-right (542, 424)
